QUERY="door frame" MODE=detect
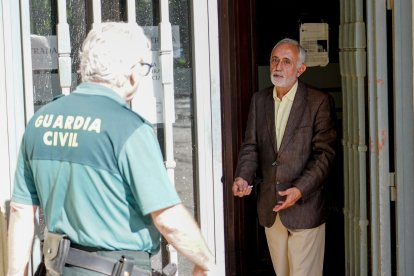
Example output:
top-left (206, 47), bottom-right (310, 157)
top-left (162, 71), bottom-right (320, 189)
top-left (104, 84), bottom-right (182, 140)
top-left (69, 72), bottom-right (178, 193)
top-left (219, 0), bottom-right (259, 274)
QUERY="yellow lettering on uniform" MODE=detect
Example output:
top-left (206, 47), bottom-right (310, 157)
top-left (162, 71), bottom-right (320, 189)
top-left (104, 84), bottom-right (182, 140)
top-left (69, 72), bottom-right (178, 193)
top-left (69, 133), bottom-right (79, 147)
top-left (64, 116), bottom-right (75, 129)
top-left (73, 116), bottom-right (84, 130)
top-left (68, 132), bottom-right (74, 146)
top-left (43, 131), bottom-right (53, 145)
top-left (35, 115), bottom-right (44, 128)
top-left (52, 115), bottom-right (64, 129)
top-left (43, 114), bottom-right (54, 128)
top-left (53, 132), bottom-right (58, 146)
top-left (82, 117), bottom-right (91, 130)
top-left (59, 132), bottom-right (69, 146)
top-left (88, 118), bottom-right (101, 133)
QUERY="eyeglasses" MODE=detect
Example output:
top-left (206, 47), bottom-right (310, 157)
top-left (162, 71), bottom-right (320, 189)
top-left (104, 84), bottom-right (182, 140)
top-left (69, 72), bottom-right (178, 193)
top-left (138, 62), bottom-right (153, 76)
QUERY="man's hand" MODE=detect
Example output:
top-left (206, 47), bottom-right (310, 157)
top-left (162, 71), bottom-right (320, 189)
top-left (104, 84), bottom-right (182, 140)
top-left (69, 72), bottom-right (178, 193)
top-left (192, 263), bottom-right (218, 276)
top-left (272, 187), bottom-right (302, 212)
top-left (193, 265), bottom-right (208, 276)
top-left (232, 177), bottom-right (253, 197)
top-left (151, 204), bottom-right (215, 274)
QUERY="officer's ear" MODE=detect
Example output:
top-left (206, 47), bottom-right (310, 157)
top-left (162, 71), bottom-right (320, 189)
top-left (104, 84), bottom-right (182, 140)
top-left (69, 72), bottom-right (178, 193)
top-left (123, 69), bottom-right (141, 101)
top-left (129, 62), bottom-right (146, 87)
top-left (129, 71), bottom-right (137, 87)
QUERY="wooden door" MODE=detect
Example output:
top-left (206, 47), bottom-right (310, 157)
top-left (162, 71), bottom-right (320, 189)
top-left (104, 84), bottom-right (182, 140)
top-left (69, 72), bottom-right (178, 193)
top-left (219, 0), bottom-right (274, 274)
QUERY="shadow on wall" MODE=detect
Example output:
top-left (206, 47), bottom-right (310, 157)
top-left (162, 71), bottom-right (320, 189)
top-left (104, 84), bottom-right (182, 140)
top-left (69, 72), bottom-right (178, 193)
top-left (1, 200), bottom-right (11, 275)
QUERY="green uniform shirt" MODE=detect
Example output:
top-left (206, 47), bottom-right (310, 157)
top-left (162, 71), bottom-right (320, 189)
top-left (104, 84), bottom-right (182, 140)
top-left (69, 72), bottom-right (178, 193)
top-left (12, 83), bottom-right (181, 254)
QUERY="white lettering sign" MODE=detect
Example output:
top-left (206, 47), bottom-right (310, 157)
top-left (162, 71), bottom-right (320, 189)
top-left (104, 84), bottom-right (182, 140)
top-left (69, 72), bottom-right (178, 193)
top-left (31, 35), bottom-right (58, 70)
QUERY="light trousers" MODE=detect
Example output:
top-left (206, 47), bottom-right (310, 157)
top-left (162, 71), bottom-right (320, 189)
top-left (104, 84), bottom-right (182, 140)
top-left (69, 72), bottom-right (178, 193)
top-left (264, 214), bottom-right (325, 276)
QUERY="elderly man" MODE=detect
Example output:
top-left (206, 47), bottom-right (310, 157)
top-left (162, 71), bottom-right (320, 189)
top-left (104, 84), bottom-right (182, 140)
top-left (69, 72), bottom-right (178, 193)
top-left (232, 38), bottom-right (337, 276)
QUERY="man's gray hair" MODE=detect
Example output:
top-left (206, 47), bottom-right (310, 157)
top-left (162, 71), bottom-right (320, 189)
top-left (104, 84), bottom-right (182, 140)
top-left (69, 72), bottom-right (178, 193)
top-left (272, 38), bottom-right (306, 67)
top-left (79, 22), bottom-right (151, 88)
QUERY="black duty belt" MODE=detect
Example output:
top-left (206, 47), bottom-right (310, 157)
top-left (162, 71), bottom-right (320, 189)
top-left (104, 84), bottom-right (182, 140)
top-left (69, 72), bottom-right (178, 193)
top-left (66, 247), bottom-right (151, 276)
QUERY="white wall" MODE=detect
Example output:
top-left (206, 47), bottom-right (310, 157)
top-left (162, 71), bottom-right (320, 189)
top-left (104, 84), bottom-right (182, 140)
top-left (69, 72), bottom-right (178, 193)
top-left (0, 0), bottom-right (28, 274)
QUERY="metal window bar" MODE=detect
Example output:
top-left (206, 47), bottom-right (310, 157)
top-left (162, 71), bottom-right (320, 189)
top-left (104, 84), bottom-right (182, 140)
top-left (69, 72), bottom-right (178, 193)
top-left (126, 0), bottom-right (135, 23)
top-left (57, 0), bottom-right (72, 95)
top-left (92, 0), bottom-right (102, 27)
top-left (366, 0), bottom-right (392, 275)
top-left (158, 0), bottom-right (179, 272)
top-left (340, 0), bottom-right (369, 275)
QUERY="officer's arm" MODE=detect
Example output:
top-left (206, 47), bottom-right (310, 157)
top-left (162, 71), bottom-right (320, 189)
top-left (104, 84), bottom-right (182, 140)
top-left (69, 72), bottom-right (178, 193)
top-left (151, 203), bottom-right (215, 274)
top-left (7, 202), bottom-right (37, 276)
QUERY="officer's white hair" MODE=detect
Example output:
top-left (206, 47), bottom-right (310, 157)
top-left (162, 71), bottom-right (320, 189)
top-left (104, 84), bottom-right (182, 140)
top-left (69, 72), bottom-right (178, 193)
top-left (272, 38), bottom-right (306, 67)
top-left (79, 22), bottom-right (151, 88)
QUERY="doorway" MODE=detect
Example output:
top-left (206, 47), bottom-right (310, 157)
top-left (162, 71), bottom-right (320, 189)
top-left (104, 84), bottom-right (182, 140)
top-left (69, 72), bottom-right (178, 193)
top-left (220, 0), bottom-right (344, 275)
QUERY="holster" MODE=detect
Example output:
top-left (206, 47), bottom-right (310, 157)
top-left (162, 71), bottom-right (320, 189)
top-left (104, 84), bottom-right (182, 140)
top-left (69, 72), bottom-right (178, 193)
top-left (43, 231), bottom-right (71, 276)
top-left (112, 256), bottom-right (135, 276)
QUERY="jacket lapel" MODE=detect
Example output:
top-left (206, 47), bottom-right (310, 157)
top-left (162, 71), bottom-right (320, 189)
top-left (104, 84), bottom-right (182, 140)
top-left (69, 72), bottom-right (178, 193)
top-left (264, 88), bottom-right (278, 155)
top-left (278, 82), bottom-right (307, 154)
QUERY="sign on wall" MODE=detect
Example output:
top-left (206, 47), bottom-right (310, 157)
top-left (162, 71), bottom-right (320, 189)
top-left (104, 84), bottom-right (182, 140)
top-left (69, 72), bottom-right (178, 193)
top-left (31, 35), bottom-right (58, 70)
top-left (300, 23), bottom-right (329, 67)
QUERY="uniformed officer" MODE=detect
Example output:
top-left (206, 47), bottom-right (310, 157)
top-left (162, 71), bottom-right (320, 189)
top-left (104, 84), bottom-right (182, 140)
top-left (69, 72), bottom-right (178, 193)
top-left (7, 22), bottom-right (215, 276)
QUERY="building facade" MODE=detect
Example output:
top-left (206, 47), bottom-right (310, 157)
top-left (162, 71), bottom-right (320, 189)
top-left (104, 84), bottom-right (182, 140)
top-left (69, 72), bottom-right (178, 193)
top-left (1, 0), bottom-right (413, 275)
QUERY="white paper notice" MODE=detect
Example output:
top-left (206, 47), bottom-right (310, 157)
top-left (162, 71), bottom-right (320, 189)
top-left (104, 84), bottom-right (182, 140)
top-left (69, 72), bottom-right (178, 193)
top-left (300, 23), bottom-right (329, 67)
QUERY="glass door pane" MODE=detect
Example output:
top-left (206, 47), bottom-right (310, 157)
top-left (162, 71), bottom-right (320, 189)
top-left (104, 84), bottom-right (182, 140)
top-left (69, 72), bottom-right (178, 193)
top-left (30, 0), bottom-right (87, 111)
top-left (30, 0), bottom-right (59, 111)
top-left (29, 1), bottom-right (197, 275)
top-left (135, 1), bottom-right (196, 275)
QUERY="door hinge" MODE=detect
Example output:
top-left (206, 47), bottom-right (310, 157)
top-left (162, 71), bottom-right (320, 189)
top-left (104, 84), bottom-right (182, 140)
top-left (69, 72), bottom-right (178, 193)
top-left (389, 172), bottom-right (397, 202)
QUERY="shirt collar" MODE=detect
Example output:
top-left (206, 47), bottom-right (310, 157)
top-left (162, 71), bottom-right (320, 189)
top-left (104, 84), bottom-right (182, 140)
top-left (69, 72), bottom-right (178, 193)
top-left (73, 82), bottom-right (128, 107)
top-left (273, 81), bottom-right (299, 102)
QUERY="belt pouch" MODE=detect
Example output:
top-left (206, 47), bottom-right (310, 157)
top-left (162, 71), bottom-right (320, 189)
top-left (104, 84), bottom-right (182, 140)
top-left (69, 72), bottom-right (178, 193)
top-left (43, 231), bottom-right (71, 276)
top-left (112, 257), bottom-right (135, 276)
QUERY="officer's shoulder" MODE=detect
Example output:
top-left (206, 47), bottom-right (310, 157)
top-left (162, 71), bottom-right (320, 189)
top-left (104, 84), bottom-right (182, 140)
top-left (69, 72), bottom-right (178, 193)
top-left (139, 116), bottom-right (153, 128)
top-left (52, 94), bottom-right (66, 101)
top-left (127, 110), bottom-right (153, 128)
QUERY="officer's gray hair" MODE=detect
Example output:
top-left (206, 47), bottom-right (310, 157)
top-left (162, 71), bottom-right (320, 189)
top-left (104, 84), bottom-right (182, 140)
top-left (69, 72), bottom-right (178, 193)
top-left (272, 38), bottom-right (306, 67)
top-left (79, 22), bottom-right (151, 88)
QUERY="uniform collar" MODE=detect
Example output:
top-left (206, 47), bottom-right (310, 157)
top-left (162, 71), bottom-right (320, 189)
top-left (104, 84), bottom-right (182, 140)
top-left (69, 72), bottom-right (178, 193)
top-left (73, 82), bottom-right (128, 107)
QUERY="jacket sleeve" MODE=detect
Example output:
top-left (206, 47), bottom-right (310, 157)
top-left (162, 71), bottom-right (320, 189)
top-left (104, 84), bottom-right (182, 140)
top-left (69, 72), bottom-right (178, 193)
top-left (235, 93), bottom-right (259, 184)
